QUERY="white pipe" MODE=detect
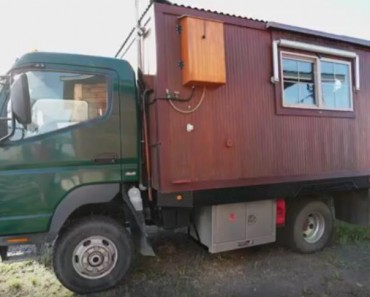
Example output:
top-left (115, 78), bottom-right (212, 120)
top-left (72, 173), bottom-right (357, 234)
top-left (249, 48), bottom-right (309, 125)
top-left (271, 40), bottom-right (280, 84)
top-left (355, 55), bottom-right (360, 91)
top-left (272, 39), bottom-right (360, 90)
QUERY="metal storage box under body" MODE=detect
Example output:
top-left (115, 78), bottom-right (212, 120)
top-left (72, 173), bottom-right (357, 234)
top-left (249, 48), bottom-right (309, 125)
top-left (190, 200), bottom-right (276, 253)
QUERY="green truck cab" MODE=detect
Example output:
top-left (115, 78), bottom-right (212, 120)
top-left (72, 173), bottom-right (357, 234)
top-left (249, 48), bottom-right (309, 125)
top-left (0, 52), bottom-right (144, 293)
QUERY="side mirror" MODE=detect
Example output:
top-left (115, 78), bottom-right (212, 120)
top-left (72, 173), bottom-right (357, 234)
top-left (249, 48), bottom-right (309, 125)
top-left (10, 74), bottom-right (31, 127)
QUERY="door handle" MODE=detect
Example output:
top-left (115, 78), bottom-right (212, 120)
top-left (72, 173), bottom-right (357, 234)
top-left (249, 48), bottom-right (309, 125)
top-left (92, 152), bottom-right (118, 164)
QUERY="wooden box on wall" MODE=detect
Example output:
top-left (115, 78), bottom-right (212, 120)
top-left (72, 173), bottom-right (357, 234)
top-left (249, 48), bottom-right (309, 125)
top-left (179, 16), bottom-right (226, 87)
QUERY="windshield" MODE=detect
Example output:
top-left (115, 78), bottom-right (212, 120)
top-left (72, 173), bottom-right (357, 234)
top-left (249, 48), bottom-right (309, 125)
top-left (0, 79), bottom-right (9, 117)
top-left (0, 78), bottom-right (10, 139)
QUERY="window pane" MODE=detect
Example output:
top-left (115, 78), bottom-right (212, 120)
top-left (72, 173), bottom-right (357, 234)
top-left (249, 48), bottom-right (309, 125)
top-left (299, 83), bottom-right (315, 105)
top-left (298, 61), bottom-right (313, 81)
top-left (283, 81), bottom-right (299, 105)
top-left (283, 59), bottom-right (298, 78)
top-left (282, 57), bottom-right (316, 107)
top-left (336, 86), bottom-right (351, 109)
top-left (322, 83), bottom-right (335, 109)
top-left (12, 71), bottom-right (108, 139)
top-left (321, 62), bottom-right (334, 83)
top-left (0, 83), bottom-right (8, 139)
top-left (321, 62), bottom-right (351, 110)
top-left (0, 82), bottom-right (8, 116)
top-left (335, 63), bottom-right (349, 84)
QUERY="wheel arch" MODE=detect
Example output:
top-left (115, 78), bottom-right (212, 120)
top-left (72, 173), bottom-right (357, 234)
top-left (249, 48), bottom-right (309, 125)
top-left (47, 183), bottom-right (121, 242)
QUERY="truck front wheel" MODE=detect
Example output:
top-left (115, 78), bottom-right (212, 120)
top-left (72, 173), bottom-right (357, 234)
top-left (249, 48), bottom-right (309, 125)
top-left (284, 200), bottom-right (333, 253)
top-left (53, 216), bottom-right (133, 294)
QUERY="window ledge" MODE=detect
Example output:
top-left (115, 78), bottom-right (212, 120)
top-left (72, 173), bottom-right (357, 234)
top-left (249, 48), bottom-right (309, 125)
top-left (276, 104), bottom-right (355, 119)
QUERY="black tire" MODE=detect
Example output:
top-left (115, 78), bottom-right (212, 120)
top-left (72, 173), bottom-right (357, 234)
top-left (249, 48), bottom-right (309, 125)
top-left (283, 200), bottom-right (333, 253)
top-left (53, 216), bottom-right (133, 294)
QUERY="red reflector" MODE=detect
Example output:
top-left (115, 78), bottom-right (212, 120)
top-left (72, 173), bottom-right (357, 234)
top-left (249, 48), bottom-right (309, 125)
top-left (228, 213), bottom-right (236, 222)
top-left (276, 198), bottom-right (286, 226)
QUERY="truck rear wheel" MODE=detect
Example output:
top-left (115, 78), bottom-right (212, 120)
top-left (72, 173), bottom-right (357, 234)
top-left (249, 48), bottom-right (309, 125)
top-left (53, 216), bottom-right (133, 294)
top-left (284, 200), bottom-right (333, 253)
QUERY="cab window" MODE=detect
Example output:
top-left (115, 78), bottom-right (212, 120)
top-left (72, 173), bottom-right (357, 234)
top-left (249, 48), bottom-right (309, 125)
top-left (11, 71), bottom-right (108, 138)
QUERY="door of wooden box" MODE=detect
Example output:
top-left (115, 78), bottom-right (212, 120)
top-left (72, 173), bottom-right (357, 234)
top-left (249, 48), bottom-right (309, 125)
top-left (179, 16), bottom-right (226, 87)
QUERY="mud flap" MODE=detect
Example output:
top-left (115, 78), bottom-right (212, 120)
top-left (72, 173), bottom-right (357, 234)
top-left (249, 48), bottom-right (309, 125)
top-left (334, 189), bottom-right (370, 226)
top-left (0, 246), bottom-right (8, 261)
top-left (122, 193), bottom-right (155, 256)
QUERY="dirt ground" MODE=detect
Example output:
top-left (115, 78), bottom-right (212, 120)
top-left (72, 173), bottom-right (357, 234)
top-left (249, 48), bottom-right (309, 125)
top-left (82, 229), bottom-right (370, 297)
top-left (1, 227), bottom-right (370, 297)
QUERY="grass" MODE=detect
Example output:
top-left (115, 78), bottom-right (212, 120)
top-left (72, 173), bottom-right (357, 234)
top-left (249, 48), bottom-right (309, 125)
top-left (0, 261), bottom-right (72, 297)
top-left (7, 279), bottom-right (22, 291)
top-left (332, 270), bottom-right (342, 281)
top-left (0, 222), bottom-right (368, 296)
top-left (335, 221), bottom-right (370, 245)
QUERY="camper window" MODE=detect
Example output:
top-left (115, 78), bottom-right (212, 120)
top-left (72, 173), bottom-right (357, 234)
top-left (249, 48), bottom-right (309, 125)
top-left (281, 52), bottom-right (353, 112)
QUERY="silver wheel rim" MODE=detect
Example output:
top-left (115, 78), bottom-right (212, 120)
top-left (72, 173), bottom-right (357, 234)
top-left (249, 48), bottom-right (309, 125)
top-left (302, 212), bottom-right (325, 244)
top-left (72, 236), bottom-right (118, 280)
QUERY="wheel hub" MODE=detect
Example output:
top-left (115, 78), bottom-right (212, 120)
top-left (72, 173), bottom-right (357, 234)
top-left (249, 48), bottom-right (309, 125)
top-left (72, 236), bottom-right (118, 279)
top-left (302, 212), bottom-right (325, 244)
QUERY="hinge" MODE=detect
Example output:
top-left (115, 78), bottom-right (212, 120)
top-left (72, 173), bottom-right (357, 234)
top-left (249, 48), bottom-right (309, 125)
top-left (178, 60), bottom-right (184, 69)
top-left (176, 24), bottom-right (182, 34)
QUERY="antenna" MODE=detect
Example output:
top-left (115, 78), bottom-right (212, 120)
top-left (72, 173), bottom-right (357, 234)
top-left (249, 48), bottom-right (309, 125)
top-left (135, 0), bottom-right (143, 69)
top-left (135, 0), bottom-right (140, 27)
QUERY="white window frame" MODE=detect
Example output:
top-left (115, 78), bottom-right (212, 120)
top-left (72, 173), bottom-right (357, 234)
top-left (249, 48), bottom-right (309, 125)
top-left (272, 39), bottom-right (360, 89)
top-left (280, 52), bottom-right (319, 109)
top-left (280, 51), bottom-right (354, 111)
top-left (319, 57), bottom-right (353, 111)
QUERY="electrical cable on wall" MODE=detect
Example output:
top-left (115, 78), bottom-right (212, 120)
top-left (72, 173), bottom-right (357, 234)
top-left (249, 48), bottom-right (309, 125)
top-left (169, 87), bottom-right (206, 114)
top-left (147, 86), bottom-right (195, 106)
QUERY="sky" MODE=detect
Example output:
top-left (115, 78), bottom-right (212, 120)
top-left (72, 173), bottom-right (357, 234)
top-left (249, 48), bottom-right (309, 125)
top-left (0, 0), bottom-right (369, 73)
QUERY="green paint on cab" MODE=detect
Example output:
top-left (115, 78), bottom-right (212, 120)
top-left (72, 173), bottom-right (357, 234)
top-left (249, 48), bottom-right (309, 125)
top-left (0, 52), bottom-right (139, 235)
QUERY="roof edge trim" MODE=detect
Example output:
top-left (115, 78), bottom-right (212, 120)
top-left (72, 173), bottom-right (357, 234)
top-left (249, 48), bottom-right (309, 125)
top-left (267, 22), bottom-right (370, 48)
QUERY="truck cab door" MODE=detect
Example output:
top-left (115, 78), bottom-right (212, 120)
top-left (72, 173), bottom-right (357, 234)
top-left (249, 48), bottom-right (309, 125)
top-left (0, 65), bottom-right (123, 235)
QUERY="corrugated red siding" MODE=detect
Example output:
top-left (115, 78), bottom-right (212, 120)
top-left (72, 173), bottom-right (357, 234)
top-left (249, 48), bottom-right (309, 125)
top-left (150, 3), bottom-right (370, 194)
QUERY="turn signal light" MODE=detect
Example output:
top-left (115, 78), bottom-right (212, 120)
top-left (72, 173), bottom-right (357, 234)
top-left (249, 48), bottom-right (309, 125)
top-left (6, 237), bottom-right (30, 244)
